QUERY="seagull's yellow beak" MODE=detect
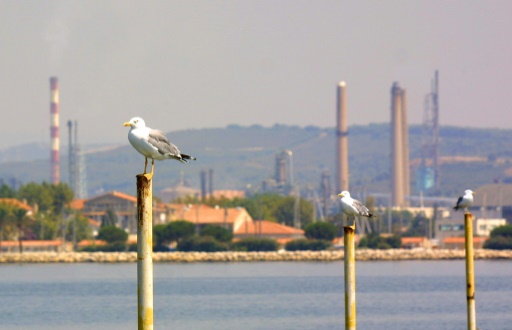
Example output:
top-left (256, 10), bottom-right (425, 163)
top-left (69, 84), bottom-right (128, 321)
top-left (123, 122), bottom-right (132, 127)
top-left (338, 193), bottom-right (344, 197)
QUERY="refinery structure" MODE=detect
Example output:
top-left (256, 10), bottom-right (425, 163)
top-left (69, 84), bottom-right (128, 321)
top-left (390, 81), bottom-right (410, 207)
top-left (252, 72), bottom-right (442, 222)
top-left (168, 72), bottom-right (443, 222)
top-left (48, 77), bottom-right (87, 199)
top-left (49, 77), bottom-right (60, 185)
top-left (41, 73), bottom-right (443, 216)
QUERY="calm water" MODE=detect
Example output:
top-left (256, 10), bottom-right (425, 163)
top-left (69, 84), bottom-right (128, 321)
top-left (1, 260), bottom-right (511, 330)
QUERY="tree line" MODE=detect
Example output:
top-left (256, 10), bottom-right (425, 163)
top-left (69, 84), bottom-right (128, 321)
top-left (3, 181), bottom-right (509, 252)
top-left (0, 182), bottom-right (91, 251)
top-left (89, 220), bottom-right (343, 252)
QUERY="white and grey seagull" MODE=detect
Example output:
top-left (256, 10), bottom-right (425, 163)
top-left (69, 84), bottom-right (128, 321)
top-left (453, 189), bottom-right (475, 212)
top-left (124, 117), bottom-right (196, 177)
top-left (338, 190), bottom-right (375, 220)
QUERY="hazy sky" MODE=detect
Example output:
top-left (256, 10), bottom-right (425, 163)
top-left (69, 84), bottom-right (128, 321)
top-left (1, 1), bottom-right (511, 149)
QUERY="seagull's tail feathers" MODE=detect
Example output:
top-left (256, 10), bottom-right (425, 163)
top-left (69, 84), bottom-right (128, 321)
top-left (453, 206), bottom-right (460, 211)
top-left (180, 153), bottom-right (197, 162)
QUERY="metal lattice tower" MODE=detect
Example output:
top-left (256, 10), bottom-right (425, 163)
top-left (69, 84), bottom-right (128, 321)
top-left (68, 120), bottom-right (87, 199)
top-left (420, 71), bottom-right (440, 194)
top-left (75, 143), bottom-right (87, 199)
top-left (67, 121), bottom-right (75, 193)
top-left (320, 170), bottom-right (331, 219)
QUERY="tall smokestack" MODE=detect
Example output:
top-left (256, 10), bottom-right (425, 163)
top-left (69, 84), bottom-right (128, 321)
top-left (391, 82), bottom-right (403, 207)
top-left (401, 89), bottom-right (410, 206)
top-left (433, 70), bottom-right (440, 191)
top-left (336, 81), bottom-right (349, 193)
top-left (50, 77), bottom-right (60, 184)
top-left (391, 82), bottom-right (409, 207)
top-left (200, 170), bottom-right (208, 200)
top-left (67, 120), bottom-right (75, 193)
top-left (320, 170), bottom-right (331, 219)
top-left (208, 168), bottom-right (214, 196)
top-left (275, 152), bottom-right (287, 185)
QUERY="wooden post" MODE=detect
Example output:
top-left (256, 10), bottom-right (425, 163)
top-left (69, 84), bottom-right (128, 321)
top-left (344, 219), bottom-right (356, 330)
top-left (464, 212), bottom-right (476, 330)
top-left (137, 174), bottom-right (154, 330)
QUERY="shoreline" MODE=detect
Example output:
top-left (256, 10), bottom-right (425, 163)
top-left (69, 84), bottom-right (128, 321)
top-left (1, 249), bottom-right (512, 263)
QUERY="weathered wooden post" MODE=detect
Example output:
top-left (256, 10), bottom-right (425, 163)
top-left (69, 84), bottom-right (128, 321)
top-left (137, 173), bottom-right (154, 330)
top-left (344, 218), bottom-right (356, 330)
top-left (464, 212), bottom-right (476, 330)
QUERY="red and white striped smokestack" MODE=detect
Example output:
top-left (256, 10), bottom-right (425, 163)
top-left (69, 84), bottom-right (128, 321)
top-left (50, 77), bottom-right (60, 184)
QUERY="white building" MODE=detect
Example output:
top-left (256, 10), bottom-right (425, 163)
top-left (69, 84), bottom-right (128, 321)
top-left (475, 218), bottom-right (506, 237)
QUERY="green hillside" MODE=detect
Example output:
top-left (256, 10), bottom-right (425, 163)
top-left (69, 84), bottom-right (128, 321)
top-left (1, 124), bottom-right (512, 198)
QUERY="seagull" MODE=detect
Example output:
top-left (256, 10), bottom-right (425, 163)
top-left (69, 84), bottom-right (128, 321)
top-left (123, 117), bottom-right (196, 177)
top-left (338, 190), bottom-right (374, 220)
top-left (453, 189), bottom-right (475, 212)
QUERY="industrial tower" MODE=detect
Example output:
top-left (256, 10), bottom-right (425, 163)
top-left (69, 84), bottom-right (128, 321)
top-left (67, 120), bottom-right (87, 199)
top-left (390, 82), bottom-right (410, 207)
top-left (50, 77), bottom-right (60, 184)
top-left (418, 71), bottom-right (440, 194)
top-left (336, 81), bottom-right (349, 193)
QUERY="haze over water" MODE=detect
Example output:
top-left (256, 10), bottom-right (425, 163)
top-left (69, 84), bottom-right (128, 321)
top-left (2, 1), bottom-right (512, 149)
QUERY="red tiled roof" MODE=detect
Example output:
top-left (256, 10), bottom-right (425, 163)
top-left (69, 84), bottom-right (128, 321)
top-left (0, 198), bottom-right (33, 211)
top-left (402, 237), bottom-right (427, 244)
top-left (77, 239), bottom-right (107, 247)
top-left (1, 240), bottom-right (62, 247)
top-left (86, 191), bottom-right (137, 204)
top-left (111, 191), bottom-right (137, 203)
top-left (88, 218), bottom-right (101, 227)
top-left (443, 237), bottom-right (487, 244)
top-left (170, 204), bottom-right (249, 224)
top-left (234, 220), bottom-right (304, 236)
top-left (69, 199), bottom-right (86, 210)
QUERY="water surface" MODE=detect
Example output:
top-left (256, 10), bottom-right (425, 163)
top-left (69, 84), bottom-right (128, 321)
top-left (1, 260), bottom-right (511, 329)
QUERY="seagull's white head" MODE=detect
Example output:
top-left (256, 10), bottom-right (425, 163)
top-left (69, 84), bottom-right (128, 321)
top-left (123, 117), bottom-right (146, 129)
top-left (464, 189), bottom-right (475, 196)
top-left (338, 190), bottom-right (350, 198)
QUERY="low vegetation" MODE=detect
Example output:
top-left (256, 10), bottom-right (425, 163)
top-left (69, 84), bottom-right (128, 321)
top-left (285, 239), bottom-right (331, 251)
top-left (358, 232), bottom-right (402, 250)
top-left (178, 236), bottom-right (228, 252)
top-left (304, 222), bottom-right (337, 241)
top-left (231, 238), bottom-right (279, 252)
top-left (483, 225), bottom-right (512, 250)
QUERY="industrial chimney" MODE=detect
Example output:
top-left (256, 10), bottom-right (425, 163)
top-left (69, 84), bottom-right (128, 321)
top-left (275, 152), bottom-right (287, 185)
top-left (401, 89), bottom-right (410, 203)
top-left (200, 169), bottom-right (208, 200)
top-left (390, 82), bottom-right (409, 207)
top-left (336, 81), bottom-right (349, 193)
top-left (68, 120), bottom-right (75, 192)
top-left (50, 77), bottom-right (60, 184)
top-left (320, 170), bottom-right (331, 219)
top-left (208, 168), bottom-right (214, 196)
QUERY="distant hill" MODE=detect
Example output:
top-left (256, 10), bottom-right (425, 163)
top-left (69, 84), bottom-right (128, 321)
top-left (1, 124), bottom-right (512, 198)
top-left (0, 142), bottom-right (48, 163)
